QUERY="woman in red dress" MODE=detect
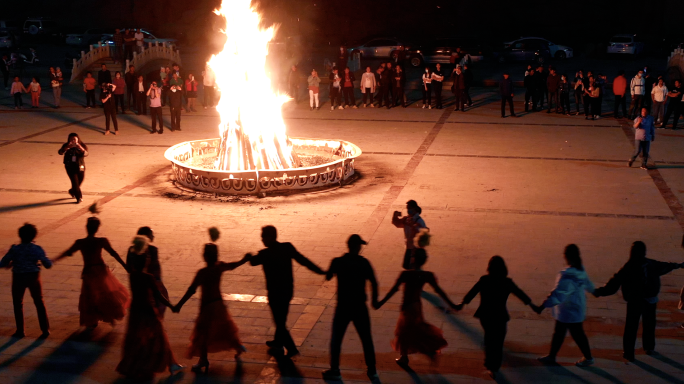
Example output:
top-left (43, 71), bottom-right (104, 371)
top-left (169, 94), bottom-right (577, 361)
top-left (56, 217), bottom-right (129, 328)
top-left (377, 248), bottom-right (458, 366)
top-left (117, 236), bottom-right (183, 379)
top-left (173, 242), bottom-right (249, 373)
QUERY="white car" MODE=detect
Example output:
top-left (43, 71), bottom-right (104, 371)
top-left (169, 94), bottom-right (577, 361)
top-left (504, 37), bottom-right (573, 59)
top-left (607, 34), bottom-right (644, 55)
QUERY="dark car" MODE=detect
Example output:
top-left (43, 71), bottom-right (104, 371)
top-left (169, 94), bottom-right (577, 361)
top-left (494, 38), bottom-right (551, 64)
top-left (346, 37), bottom-right (413, 60)
top-left (405, 39), bottom-right (487, 67)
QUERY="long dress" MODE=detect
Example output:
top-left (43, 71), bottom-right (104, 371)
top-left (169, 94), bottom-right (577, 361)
top-left (117, 271), bottom-right (177, 378)
top-left (63, 237), bottom-right (129, 326)
top-left (126, 245), bottom-right (169, 317)
top-left (187, 262), bottom-right (242, 358)
top-left (392, 270), bottom-right (448, 355)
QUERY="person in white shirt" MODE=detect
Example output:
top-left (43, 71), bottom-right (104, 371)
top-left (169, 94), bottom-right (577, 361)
top-left (134, 29), bottom-right (144, 53)
top-left (629, 70), bottom-right (645, 119)
top-left (360, 66), bottom-right (376, 108)
top-left (650, 77), bottom-right (668, 124)
top-left (147, 82), bottom-right (164, 134)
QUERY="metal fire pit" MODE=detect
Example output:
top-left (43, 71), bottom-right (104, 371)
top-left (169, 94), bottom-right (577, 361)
top-left (165, 138), bottom-right (361, 195)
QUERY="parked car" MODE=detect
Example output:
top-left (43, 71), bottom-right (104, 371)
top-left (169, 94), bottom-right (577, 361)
top-left (606, 34), bottom-right (644, 55)
top-left (23, 18), bottom-right (62, 41)
top-left (405, 38), bottom-right (487, 67)
top-left (102, 29), bottom-right (178, 47)
top-left (66, 28), bottom-right (115, 46)
top-left (494, 39), bottom-right (551, 64)
top-left (503, 37), bottom-right (573, 59)
top-left (346, 37), bottom-right (413, 60)
top-left (0, 30), bottom-right (19, 48)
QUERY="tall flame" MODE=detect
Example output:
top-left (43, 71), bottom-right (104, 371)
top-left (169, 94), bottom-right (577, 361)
top-left (210, 0), bottom-right (295, 171)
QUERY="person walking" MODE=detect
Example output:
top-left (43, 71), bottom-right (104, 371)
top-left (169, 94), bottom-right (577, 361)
top-left (536, 244), bottom-right (595, 367)
top-left (454, 256), bottom-right (537, 379)
top-left (463, 63), bottom-right (474, 106)
top-left (613, 70), bottom-right (628, 118)
top-left (127, 227), bottom-right (168, 317)
top-left (101, 83), bottom-right (119, 135)
top-left (49, 67), bottom-right (63, 108)
top-left (559, 75), bottom-right (571, 115)
top-left (169, 79), bottom-right (183, 131)
top-left (202, 65), bottom-right (215, 109)
top-left (112, 71), bottom-right (126, 114)
top-left (245, 225), bottom-right (326, 358)
top-left (574, 71), bottom-right (586, 115)
top-left (342, 67), bottom-right (357, 108)
top-left (452, 66), bottom-right (466, 111)
top-left (524, 69), bottom-right (536, 112)
top-left (432, 64), bottom-right (445, 109)
top-left (593, 241), bottom-right (684, 362)
top-left (547, 68), bottom-right (560, 113)
top-left (1, 223), bottom-right (52, 339)
top-left (185, 74), bottom-right (199, 112)
top-left (360, 66), bottom-right (376, 108)
top-left (651, 77), bottom-right (668, 124)
top-left (58, 133), bottom-right (88, 203)
top-left (147, 81), bottom-right (164, 134)
top-left (329, 67), bottom-right (343, 111)
top-left (629, 70), bottom-right (646, 119)
top-left (55, 217), bottom-right (130, 329)
top-left (500, 73), bottom-right (516, 118)
top-left (377, 245), bottom-right (458, 367)
top-left (135, 75), bottom-right (147, 115)
top-left (392, 200), bottom-right (427, 269)
top-left (173, 243), bottom-right (249, 372)
top-left (421, 67), bottom-right (432, 109)
top-left (661, 80), bottom-right (682, 129)
top-left (307, 69), bottom-right (320, 111)
top-left (11, 76), bottom-right (27, 110)
top-left (124, 66), bottom-right (137, 111)
top-left (393, 65), bottom-right (406, 108)
top-left (28, 77), bottom-right (41, 108)
top-left (322, 235), bottom-right (379, 382)
top-left (628, 107), bottom-right (655, 169)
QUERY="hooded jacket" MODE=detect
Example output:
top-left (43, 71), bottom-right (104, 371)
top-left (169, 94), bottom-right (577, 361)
top-left (542, 267), bottom-right (595, 323)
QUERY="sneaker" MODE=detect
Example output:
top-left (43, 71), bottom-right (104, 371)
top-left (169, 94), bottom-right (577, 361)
top-left (628, 159), bottom-right (634, 167)
top-left (640, 165), bottom-right (648, 170)
top-left (344, 105), bottom-right (348, 109)
top-left (322, 369), bottom-right (342, 381)
top-left (352, 105), bottom-right (358, 109)
top-left (362, 104), bottom-right (366, 108)
top-left (330, 106), bottom-right (334, 111)
top-left (338, 106), bottom-right (343, 110)
top-left (422, 105), bottom-right (426, 109)
top-left (537, 355), bottom-right (557, 365)
top-left (575, 358), bottom-right (594, 367)
top-left (105, 130), bottom-right (110, 135)
top-left (428, 105), bottom-right (432, 109)
top-left (113, 131), bottom-right (118, 135)
top-left (370, 104), bottom-right (375, 108)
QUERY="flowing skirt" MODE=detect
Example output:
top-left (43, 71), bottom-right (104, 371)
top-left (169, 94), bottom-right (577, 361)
top-left (392, 301), bottom-right (448, 356)
top-left (79, 265), bottom-right (129, 326)
top-left (117, 306), bottom-right (176, 378)
top-left (188, 300), bottom-right (242, 358)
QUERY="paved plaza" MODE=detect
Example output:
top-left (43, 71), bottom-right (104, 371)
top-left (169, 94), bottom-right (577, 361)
top-left (0, 86), bottom-right (683, 384)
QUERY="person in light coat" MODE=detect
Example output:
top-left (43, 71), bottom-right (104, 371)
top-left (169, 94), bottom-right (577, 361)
top-left (360, 66), bottom-right (376, 108)
top-left (536, 244), bottom-right (595, 367)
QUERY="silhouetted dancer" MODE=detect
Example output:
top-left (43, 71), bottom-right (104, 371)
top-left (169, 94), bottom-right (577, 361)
top-left (55, 217), bottom-right (130, 330)
top-left (377, 246), bottom-right (458, 367)
top-left (536, 244), bottom-right (595, 367)
top-left (126, 226), bottom-right (168, 317)
top-left (246, 225), bottom-right (325, 358)
top-left (117, 236), bottom-right (184, 379)
top-left (322, 234), bottom-right (379, 382)
top-left (593, 241), bottom-right (684, 362)
top-left (454, 256), bottom-right (537, 379)
top-left (0, 224), bottom-right (52, 339)
top-left (173, 241), bottom-right (249, 373)
top-left (392, 200), bottom-right (427, 269)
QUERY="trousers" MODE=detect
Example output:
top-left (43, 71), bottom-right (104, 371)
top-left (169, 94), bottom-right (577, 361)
top-left (662, 101), bottom-right (681, 128)
top-left (135, 92), bottom-right (146, 115)
top-left (13, 272), bottom-right (49, 334)
top-left (630, 140), bottom-right (651, 167)
top-left (52, 87), bottom-right (61, 107)
top-left (652, 101), bottom-right (665, 122)
top-left (629, 94), bottom-right (644, 119)
top-left (104, 103), bottom-right (118, 131)
top-left (560, 92), bottom-right (571, 113)
top-left (433, 82), bottom-right (443, 108)
top-left (422, 84), bottom-right (432, 106)
top-left (65, 163), bottom-right (85, 200)
top-left (547, 90), bottom-right (558, 112)
top-left (86, 90), bottom-right (96, 108)
top-left (343, 87), bottom-right (355, 106)
top-left (114, 94), bottom-right (125, 113)
top-left (549, 321), bottom-right (592, 359)
top-left (362, 88), bottom-right (373, 105)
top-left (614, 95), bottom-right (628, 117)
top-left (150, 107), bottom-right (163, 132)
top-left (501, 96), bottom-right (515, 117)
top-left (268, 295), bottom-right (297, 353)
top-left (330, 304), bottom-right (376, 370)
top-left (330, 87), bottom-right (341, 107)
top-left (480, 319), bottom-right (507, 371)
top-left (170, 106), bottom-right (181, 131)
top-left (623, 300), bottom-right (657, 359)
top-left (453, 88), bottom-right (465, 111)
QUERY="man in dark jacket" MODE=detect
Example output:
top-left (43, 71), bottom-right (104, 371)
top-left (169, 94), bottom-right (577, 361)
top-left (594, 241), bottom-right (684, 361)
top-left (463, 64), bottom-right (474, 106)
top-left (499, 73), bottom-right (516, 118)
top-left (168, 78), bottom-right (183, 131)
top-left (452, 66), bottom-right (466, 112)
top-left (537, 65), bottom-right (549, 109)
top-left (98, 64), bottom-right (112, 87)
top-left (546, 68), bottom-right (560, 113)
top-left (524, 69), bottom-right (537, 112)
top-left (393, 65), bottom-right (406, 108)
top-left (374, 67), bottom-right (384, 107)
top-left (380, 66), bottom-right (392, 109)
top-left (124, 65), bottom-right (137, 111)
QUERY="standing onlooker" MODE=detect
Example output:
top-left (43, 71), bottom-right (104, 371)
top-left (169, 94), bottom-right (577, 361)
top-left (101, 83), bottom-right (119, 135)
top-left (455, 256), bottom-right (536, 379)
top-left (463, 64), bottom-right (473, 106)
top-left (58, 133), bottom-right (88, 203)
top-left (628, 107), bottom-right (655, 169)
top-left (202, 66), bottom-right (215, 109)
top-left (586, 77), bottom-right (600, 120)
top-left (596, 74), bottom-right (607, 118)
top-left (169, 80), bottom-right (183, 131)
top-left (500, 73), bottom-right (516, 118)
top-left (613, 70), bottom-right (628, 118)
top-left (546, 68), bottom-right (560, 113)
top-left (559, 75), bottom-right (571, 115)
top-left (0, 223), bottom-right (52, 339)
top-left (643, 72), bottom-right (655, 112)
top-left (83, 72), bottom-right (97, 109)
top-left (524, 69), bottom-right (536, 112)
top-left (112, 72), bottom-right (126, 114)
top-left (185, 74), bottom-right (198, 112)
top-left (380, 65), bottom-right (392, 109)
top-left (162, 67), bottom-right (171, 107)
top-left (342, 67), bottom-right (356, 108)
top-left (594, 241), bottom-right (684, 362)
top-left (650, 77), bottom-right (668, 124)
top-left (385, 63), bottom-right (395, 102)
top-left (147, 81), bottom-right (163, 134)
top-left (452, 66), bottom-right (466, 111)
top-left (661, 80), bottom-right (682, 129)
top-left (432, 64), bottom-right (444, 109)
top-left (536, 244), bottom-right (595, 367)
top-left (1, 55), bottom-right (10, 90)
top-left (135, 75), bottom-right (147, 115)
top-left (392, 200), bottom-right (427, 270)
top-left (583, 77), bottom-right (595, 120)
top-left (421, 67), bottom-right (432, 109)
top-left (124, 65), bottom-right (137, 111)
top-left (360, 66), bottom-right (376, 108)
top-left (134, 28), bottom-right (144, 54)
top-left (374, 66), bottom-right (384, 107)
top-left (98, 64), bottom-right (112, 92)
top-left (28, 77), bottom-right (41, 108)
top-left (307, 69), bottom-right (320, 111)
top-left (629, 70), bottom-right (646, 119)
top-left (329, 68), bottom-right (342, 110)
top-left (123, 29), bottom-right (135, 61)
top-left (113, 29), bottom-right (123, 64)
top-left (336, 46), bottom-right (349, 72)
top-left (287, 65), bottom-right (299, 103)
top-left (537, 65), bottom-right (549, 109)
top-left (574, 71), bottom-right (586, 115)
top-left (49, 67), bottom-right (62, 108)
top-left (393, 65), bottom-right (406, 108)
